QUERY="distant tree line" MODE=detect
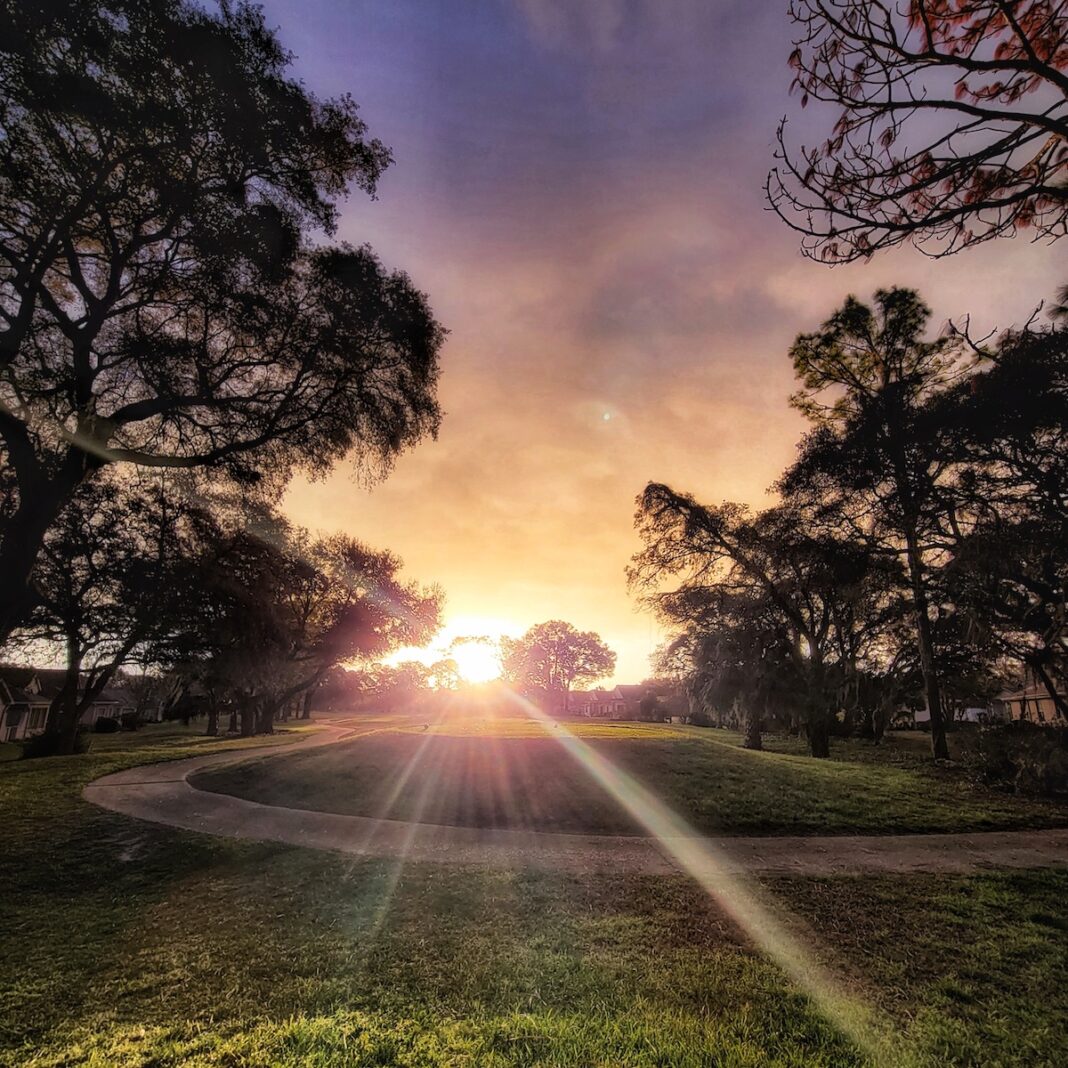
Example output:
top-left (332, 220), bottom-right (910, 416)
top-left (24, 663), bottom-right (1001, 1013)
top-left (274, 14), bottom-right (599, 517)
top-left (632, 288), bottom-right (1068, 759)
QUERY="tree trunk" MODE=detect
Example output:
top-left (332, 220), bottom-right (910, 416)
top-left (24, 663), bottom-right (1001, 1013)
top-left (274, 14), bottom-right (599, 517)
top-left (0, 449), bottom-right (93, 644)
top-left (239, 701), bottom-right (256, 737)
top-left (904, 529), bottom-right (949, 759)
top-left (51, 694), bottom-right (83, 755)
top-left (300, 691), bottom-right (313, 720)
top-left (872, 705), bottom-right (887, 744)
top-left (808, 711), bottom-right (831, 758)
top-left (1032, 661), bottom-right (1068, 723)
top-left (742, 705), bottom-right (763, 750)
top-left (42, 641), bottom-right (84, 756)
top-left (858, 706), bottom-right (875, 740)
top-left (743, 713), bottom-right (760, 747)
top-left (205, 701), bottom-right (219, 737)
top-left (227, 707), bottom-right (238, 734)
top-left (256, 699), bottom-right (276, 735)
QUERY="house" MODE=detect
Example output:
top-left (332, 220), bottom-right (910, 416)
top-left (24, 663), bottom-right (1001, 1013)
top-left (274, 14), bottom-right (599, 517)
top-left (568, 688), bottom-right (625, 717)
top-left (0, 668), bottom-right (52, 742)
top-left (908, 703), bottom-right (1009, 728)
top-left (995, 676), bottom-right (1068, 726)
top-left (0, 666), bottom-right (137, 741)
top-left (614, 684), bottom-right (649, 719)
top-left (568, 685), bottom-right (656, 719)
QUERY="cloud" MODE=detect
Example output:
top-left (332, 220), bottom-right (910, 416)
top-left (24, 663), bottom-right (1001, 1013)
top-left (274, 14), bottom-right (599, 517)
top-left (270, 0), bottom-right (1062, 681)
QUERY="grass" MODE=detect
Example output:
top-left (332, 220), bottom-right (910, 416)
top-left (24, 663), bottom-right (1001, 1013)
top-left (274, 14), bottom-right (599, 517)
top-left (2, 719), bottom-right (1066, 1066)
top-left (192, 715), bottom-right (1068, 836)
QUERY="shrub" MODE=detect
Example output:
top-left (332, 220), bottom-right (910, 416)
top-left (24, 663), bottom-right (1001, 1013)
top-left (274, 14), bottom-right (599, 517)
top-left (967, 723), bottom-right (1068, 797)
top-left (93, 716), bottom-right (121, 734)
top-left (120, 711), bottom-right (143, 731)
top-left (20, 730), bottom-right (91, 759)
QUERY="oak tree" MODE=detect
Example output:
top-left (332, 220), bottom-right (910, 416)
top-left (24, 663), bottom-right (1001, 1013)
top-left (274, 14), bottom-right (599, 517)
top-left (0, 0), bottom-right (444, 638)
top-left (499, 621), bottom-right (616, 709)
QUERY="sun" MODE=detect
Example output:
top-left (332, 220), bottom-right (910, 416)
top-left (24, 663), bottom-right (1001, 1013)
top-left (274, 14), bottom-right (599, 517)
top-left (451, 639), bottom-right (501, 684)
top-left (382, 615), bottom-right (513, 686)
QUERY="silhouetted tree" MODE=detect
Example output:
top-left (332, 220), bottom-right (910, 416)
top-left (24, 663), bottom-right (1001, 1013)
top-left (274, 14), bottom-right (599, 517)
top-left (499, 621), bottom-right (615, 710)
top-left (382, 661), bottom-right (435, 705)
top-left (631, 488), bottom-right (881, 757)
top-left (768, 1), bottom-right (1068, 260)
top-left (430, 658), bottom-right (461, 691)
top-left (943, 322), bottom-right (1068, 714)
top-left (11, 473), bottom-right (207, 753)
top-left (174, 517), bottom-right (441, 735)
top-left (0, 0), bottom-right (444, 640)
top-left (780, 288), bottom-right (972, 758)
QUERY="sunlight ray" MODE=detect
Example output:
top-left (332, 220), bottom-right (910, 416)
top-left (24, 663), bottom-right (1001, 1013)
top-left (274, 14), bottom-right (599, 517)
top-left (503, 689), bottom-right (903, 1067)
top-left (339, 699), bottom-right (453, 936)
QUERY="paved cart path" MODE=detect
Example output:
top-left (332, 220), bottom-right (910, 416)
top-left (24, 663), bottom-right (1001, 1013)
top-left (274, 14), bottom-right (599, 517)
top-left (84, 724), bottom-right (1068, 876)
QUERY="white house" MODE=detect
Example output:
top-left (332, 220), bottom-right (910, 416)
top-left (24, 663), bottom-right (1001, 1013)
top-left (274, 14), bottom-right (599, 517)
top-left (0, 666), bottom-right (136, 741)
top-left (0, 669), bottom-right (51, 742)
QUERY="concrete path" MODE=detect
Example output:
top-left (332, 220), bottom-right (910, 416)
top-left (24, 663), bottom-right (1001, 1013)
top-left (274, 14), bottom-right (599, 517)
top-left (83, 725), bottom-right (1068, 876)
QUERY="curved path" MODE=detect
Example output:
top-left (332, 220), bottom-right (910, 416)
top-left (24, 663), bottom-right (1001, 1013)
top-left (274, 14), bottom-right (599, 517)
top-left (84, 724), bottom-right (1068, 876)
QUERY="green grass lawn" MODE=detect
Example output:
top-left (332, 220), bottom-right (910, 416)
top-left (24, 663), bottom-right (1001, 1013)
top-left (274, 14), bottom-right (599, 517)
top-left (192, 717), bottom-right (1068, 836)
top-left (1, 720), bottom-right (1066, 1066)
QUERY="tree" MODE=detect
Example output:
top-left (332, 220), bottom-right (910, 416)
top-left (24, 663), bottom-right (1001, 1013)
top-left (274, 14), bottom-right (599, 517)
top-left (382, 661), bottom-right (434, 704)
top-left (780, 287), bottom-right (972, 758)
top-left (0, 0), bottom-right (444, 640)
top-left (942, 321), bottom-right (1068, 715)
top-left (768, 1), bottom-right (1068, 260)
top-left (631, 487), bottom-right (881, 757)
top-left (11, 472), bottom-right (207, 753)
top-left (499, 621), bottom-right (615, 710)
top-left (430, 658), bottom-right (461, 691)
top-left (694, 624), bottom-right (796, 747)
top-left (174, 518), bottom-right (442, 736)
top-left (259, 529), bottom-right (441, 731)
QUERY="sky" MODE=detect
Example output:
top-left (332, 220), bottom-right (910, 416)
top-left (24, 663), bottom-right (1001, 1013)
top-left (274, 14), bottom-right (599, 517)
top-left (265, 0), bottom-right (1062, 683)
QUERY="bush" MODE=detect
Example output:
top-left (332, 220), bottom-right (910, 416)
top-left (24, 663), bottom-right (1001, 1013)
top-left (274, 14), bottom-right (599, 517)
top-left (967, 723), bottom-right (1068, 797)
top-left (20, 729), bottom-right (91, 759)
top-left (93, 716), bottom-right (121, 733)
top-left (120, 711), bottom-right (143, 731)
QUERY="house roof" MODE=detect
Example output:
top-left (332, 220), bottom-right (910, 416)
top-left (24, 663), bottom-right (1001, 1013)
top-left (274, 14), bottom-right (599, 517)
top-left (0, 671), bottom-right (50, 709)
top-left (95, 686), bottom-right (130, 705)
top-left (0, 665), bottom-right (134, 706)
top-left (5, 684), bottom-right (46, 706)
top-left (29, 669), bottom-right (70, 698)
top-left (0, 665), bottom-right (38, 690)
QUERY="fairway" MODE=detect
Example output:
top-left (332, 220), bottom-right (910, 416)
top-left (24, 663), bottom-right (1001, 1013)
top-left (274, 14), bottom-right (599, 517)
top-left (192, 716), bottom-right (1068, 837)
top-left (4, 723), bottom-right (1068, 1068)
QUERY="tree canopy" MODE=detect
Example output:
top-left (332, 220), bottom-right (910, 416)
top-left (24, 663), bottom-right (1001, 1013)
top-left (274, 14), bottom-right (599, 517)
top-left (500, 621), bottom-right (616, 706)
top-left (635, 285), bottom-right (1068, 756)
top-left (0, 0), bottom-right (444, 638)
top-left (768, 1), bottom-right (1068, 260)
